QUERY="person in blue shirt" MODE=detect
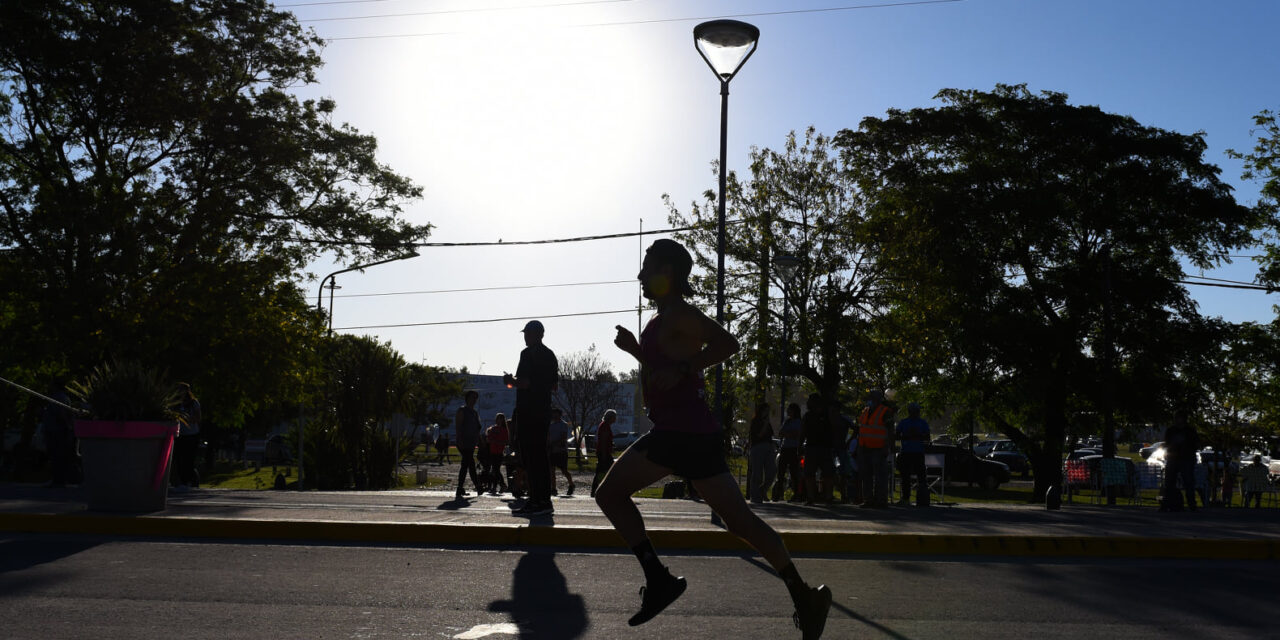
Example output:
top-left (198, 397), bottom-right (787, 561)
top-left (894, 402), bottom-right (931, 507)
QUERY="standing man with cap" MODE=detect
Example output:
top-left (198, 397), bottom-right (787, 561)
top-left (505, 320), bottom-right (559, 516)
top-left (599, 238), bottom-right (832, 639)
top-left (894, 402), bottom-right (931, 507)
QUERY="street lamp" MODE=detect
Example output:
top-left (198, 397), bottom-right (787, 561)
top-left (299, 249), bottom-right (420, 490)
top-left (694, 19), bottom-right (759, 422)
top-left (316, 251), bottom-right (420, 332)
top-left (772, 253), bottom-right (801, 425)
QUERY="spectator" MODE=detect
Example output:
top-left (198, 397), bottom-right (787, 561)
top-left (856, 389), bottom-right (894, 508)
top-left (590, 409), bottom-right (617, 498)
top-left (173, 383), bottom-right (202, 492)
top-left (1240, 454), bottom-right (1269, 508)
top-left (454, 390), bottom-right (483, 500)
top-left (504, 320), bottom-right (559, 516)
top-left (894, 402), bottom-right (931, 507)
top-left (772, 403), bottom-right (802, 502)
top-left (483, 414), bottom-right (510, 495)
top-left (40, 384), bottom-right (77, 488)
top-left (434, 428), bottom-right (451, 465)
top-left (1160, 409), bottom-right (1200, 512)
top-left (801, 393), bottom-right (834, 505)
top-left (548, 408), bottom-right (575, 496)
top-left (747, 402), bottom-right (776, 503)
top-left (828, 401), bottom-right (854, 504)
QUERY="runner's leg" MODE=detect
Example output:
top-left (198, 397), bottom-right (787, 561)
top-left (694, 471), bottom-right (831, 637)
top-left (595, 445), bottom-right (674, 546)
top-left (692, 472), bottom-right (791, 570)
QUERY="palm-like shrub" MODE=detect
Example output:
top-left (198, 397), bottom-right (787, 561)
top-left (68, 360), bottom-right (180, 422)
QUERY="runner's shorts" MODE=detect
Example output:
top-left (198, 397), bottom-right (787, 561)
top-left (632, 430), bottom-right (729, 480)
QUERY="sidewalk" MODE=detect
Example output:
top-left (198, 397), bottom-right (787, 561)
top-left (1, 483), bottom-right (1277, 559)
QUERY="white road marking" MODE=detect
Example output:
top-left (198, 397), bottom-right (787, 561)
top-left (453, 623), bottom-right (520, 638)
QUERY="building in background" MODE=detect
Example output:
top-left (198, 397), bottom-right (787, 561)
top-left (436, 374), bottom-right (649, 438)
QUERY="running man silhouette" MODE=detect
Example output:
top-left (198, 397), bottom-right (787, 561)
top-left (596, 238), bottom-right (832, 638)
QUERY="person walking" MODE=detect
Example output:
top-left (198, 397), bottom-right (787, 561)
top-left (772, 403), bottom-right (803, 502)
top-left (800, 394), bottom-right (834, 505)
top-left (856, 389), bottom-right (894, 508)
top-left (172, 383), bottom-right (202, 492)
top-left (548, 408), bottom-right (575, 496)
top-left (747, 402), bottom-right (777, 503)
top-left (590, 409), bottom-right (618, 498)
top-left (597, 239), bottom-right (831, 639)
top-left (504, 320), bottom-right (559, 516)
top-left (484, 414), bottom-right (510, 495)
top-left (454, 390), bottom-right (483, 500)
top-left (1160, 409), bottom-right (1201, 512)
top-left (894, 402), bottom-right (931, 507)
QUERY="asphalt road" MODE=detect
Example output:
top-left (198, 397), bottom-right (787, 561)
top-left (1, 535), bottom-right (1274, 639)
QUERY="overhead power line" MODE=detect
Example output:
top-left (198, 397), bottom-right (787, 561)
top-left (323, 0), bottom-right (964, 41)
top-left (1177, 279), bottom-right (1274, 292)
top-left (256, 222), bottom-right (707, 249)
top-left (297, 0), bottom-right (634, 22)
top-left (332, 307), bottom-right (641, 330)
top-left (331, 279), bottom-right (633, 298)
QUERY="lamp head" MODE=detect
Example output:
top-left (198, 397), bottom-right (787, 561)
top-left (694, 20), bottom-right (759, 81)
top-left (772, 253), bottom-right (801, 285)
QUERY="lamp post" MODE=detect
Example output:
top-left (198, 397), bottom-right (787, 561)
top-left (316, 251), bottom-right (420, 333)
top-left (772, 254), bottom-right (801, 426)
top-left (299, 250), bottom-right (419, 490)
top-left (694, 19), bottom-right (759, 423)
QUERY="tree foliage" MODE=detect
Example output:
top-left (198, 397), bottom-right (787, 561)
top-left (555, 344), bottom-right (624, 442)
top-left (838, 85), bottom-right (1260, 497)
top-left (664, 128), bottom-right (895, 409)
top-left (1229, 109), bottom-right (1280, 287)
top-left (0, 0), bottom-right (429, 432)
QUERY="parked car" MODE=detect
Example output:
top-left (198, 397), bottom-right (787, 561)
top-left (1066, 448), bottom-right (1102, 460)
top-left (972, 440), bottom-right (1030, 476)
top-left (972, 440), bottom-right (999, 457)
top-left (613, 431), bottom-right (642, 449)
top-left (583, 428), bottom-right (642, 453)
top-left (1139, 441), bottom-right (1164, 460)
top-left (1197, 447), bottom-right (1237, 474)
top-left (987, 450), bottom-right (1031, 477)
top-left (900, 444), bottom-right (1011, 490)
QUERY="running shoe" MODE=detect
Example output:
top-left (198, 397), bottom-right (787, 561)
top-left (792, 584), bottom-right (832, 640)
top-left (627, 574), bottom-right (687, 626)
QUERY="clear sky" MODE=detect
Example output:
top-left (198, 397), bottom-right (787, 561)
top-left (284, 0), bottom-right (1280, 377)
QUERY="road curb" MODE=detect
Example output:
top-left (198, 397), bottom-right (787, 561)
top-left (3, 512), bottom-right (1276, 559)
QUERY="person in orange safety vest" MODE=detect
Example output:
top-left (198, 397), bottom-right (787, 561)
top-left (856, 389), bottom-right (896, 508)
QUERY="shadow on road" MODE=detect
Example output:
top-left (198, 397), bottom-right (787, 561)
top-left (739, 555), bottom-right (918, 640)
top-left (0, 536), bottom-right (99, 574)
top-left (488, 552), bottom-right (588, 639)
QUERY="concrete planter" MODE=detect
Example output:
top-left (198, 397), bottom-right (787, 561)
top-left (74, 420), bottom-right (179, 512)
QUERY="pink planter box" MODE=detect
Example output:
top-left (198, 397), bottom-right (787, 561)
top-left (74, 420), bottom-right (179, 512)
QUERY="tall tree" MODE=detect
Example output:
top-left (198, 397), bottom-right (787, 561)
top-left (555, 345), bottom-right (625, 444)
top-left (839, 85), bottom-right (1260, 498)
top-left (664, 128), bottom-right (895, 408)
top-left (0, 0), bottom-right (428, 431)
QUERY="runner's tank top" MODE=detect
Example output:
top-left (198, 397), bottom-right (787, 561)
top-left (640, 314), bottom-right (721, 434)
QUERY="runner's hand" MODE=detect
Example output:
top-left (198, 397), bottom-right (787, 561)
top-left (614, 325), bottom-right (639, 354)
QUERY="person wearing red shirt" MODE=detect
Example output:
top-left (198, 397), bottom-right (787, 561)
top-left (590, 409), bottom-right (618, 497)
top-left (483, 414), bottom-right (510, 494)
